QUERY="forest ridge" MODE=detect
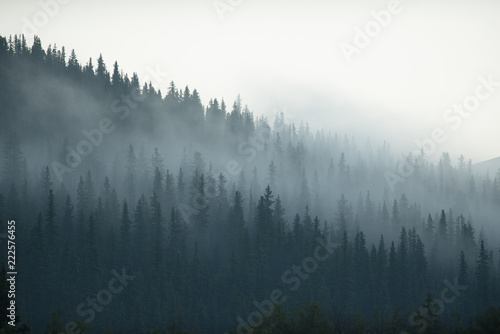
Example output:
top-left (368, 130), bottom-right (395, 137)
top-left (0, 34), bottom-right (499, 333)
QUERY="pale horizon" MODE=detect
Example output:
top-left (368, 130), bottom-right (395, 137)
top-left (1, 0), bottom-right (499, 163)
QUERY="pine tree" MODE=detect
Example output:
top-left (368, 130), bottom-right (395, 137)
top-left (111, 60), bottom-right (122, 94)
top-left (217, 172), bottom-right (228, 207)
top-left (458, 250), bottom-right (468, 286)
top-left (193, 174), bottom-right (210, 237)
top-left (86, 170), bottom-right (95, 208)
top-left (125, 144), bottom-right (137, 205)
top-left (228, 191), bottom-right (245, 241)
top-left (150, 192), bottom-right (164, 268)
top-left (30, 35), bottom-right (44, 63)
top-left (388, 241), bottom-right (398, 305)
top-left (62, 194), bottom-right (74, 238)
top-left (76, 175), bottom-right (87, 214)
top-left (397, 227), bottom-right (409, 307)
top-left (96, 53), bottom-right (107, 83)
top-left (476, 240), bottom-right (490, 308)
top-left (84, 215), bottom-right (100, 294)
top-left (380, 201), bottom-right (390, 228)
top-left (39, 165), bottom-right (52, 200)
top-left (169, 206), bottom-right (186, 256)
top-left (177, 167), bottom-right (186, 205)
top-left (67, 49), bottom-right (80, 79)
top-left (237, 168), bottom-right (246, 196)
top-left (255, 186), bottom-right (274, 248)
top-left (133, 194), bottom-right (150, 269)
top-left (45, 189), bottom-right (57, 256)
top-left (151, 147), bottom-right (165, 176)
top-left (268, 161), bottom-right (277, 191)
top-left (424, 214), bottom-right (434, 243)
top-left (273, 195), bottom-right (286, 243)
top-left (29, 213), bottom-right (46, 328)
top-left (336, 194), bottom-right (349, 233)
top-left (438, 209), bottom-right (448, 241)
top-left (337, 152), bottom-right (350, 189)
top-left (165, 169), bottom-right (177, 213)
top-left (353, 231), bottom-right (369, 312)
top-left (152, 166), bottom-right (164, 200)
top-left (339, 230), bottom-right (354, 311)
top-left (120, 200), bottom-right (132, 267)
top-left (457, 250), bottom-right (471, 318)
top-left (391, 199), bottom-right (400, 226)
top-left (363, 191), bottom-right (374, 226)
top-left (376, 235), bottom-right (388, 307)
top-left (299, 167), bottom-right (311, 207)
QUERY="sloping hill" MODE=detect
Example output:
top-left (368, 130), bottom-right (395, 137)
top-left (473, 156), bottom-right (500, 176)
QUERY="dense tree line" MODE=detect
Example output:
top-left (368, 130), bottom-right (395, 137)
top-left (0, 35), bottom-right (499, 333)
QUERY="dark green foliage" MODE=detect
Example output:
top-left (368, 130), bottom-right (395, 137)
top-left (0, 35), bottom-right (498, 334)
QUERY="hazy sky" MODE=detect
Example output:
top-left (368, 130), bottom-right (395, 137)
top-left (1, 0), bottom-right (499, 163)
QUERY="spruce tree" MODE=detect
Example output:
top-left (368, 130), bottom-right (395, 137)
top-left (476, 240), bottom-right (490, 308)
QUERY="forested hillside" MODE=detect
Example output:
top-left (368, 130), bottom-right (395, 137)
top-left (0, 35), bottom-right (499, 333)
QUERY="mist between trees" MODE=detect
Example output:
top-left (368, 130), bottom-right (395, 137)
top-left (0, 35), bottom-right (499, 333)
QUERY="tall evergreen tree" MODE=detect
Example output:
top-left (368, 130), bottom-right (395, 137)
top-left (120, 200), bottom-right (132, 267)
top-left (476, 240), bottom-right (490, 308)
top-left (44, 189), bottom-right (57, 256)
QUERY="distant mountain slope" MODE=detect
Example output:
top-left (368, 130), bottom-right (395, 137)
top-left (473, 156), bottom-right (500, 176)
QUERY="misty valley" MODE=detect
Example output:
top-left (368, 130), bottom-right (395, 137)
top-left (0, 35), bottom-right (499, 334)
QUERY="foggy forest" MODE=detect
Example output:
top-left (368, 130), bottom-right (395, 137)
top-left (0, 34), bottom-right (499, 333)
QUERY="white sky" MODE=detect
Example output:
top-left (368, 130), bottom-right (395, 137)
top-left (1, 0), bottom-right (499, 163)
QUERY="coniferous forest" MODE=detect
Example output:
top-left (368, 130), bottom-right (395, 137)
top-left (0, 35), bottom-right (499, 333)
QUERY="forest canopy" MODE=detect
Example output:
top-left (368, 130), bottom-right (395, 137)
top-left (0, 34), bottom-right (499, 333)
